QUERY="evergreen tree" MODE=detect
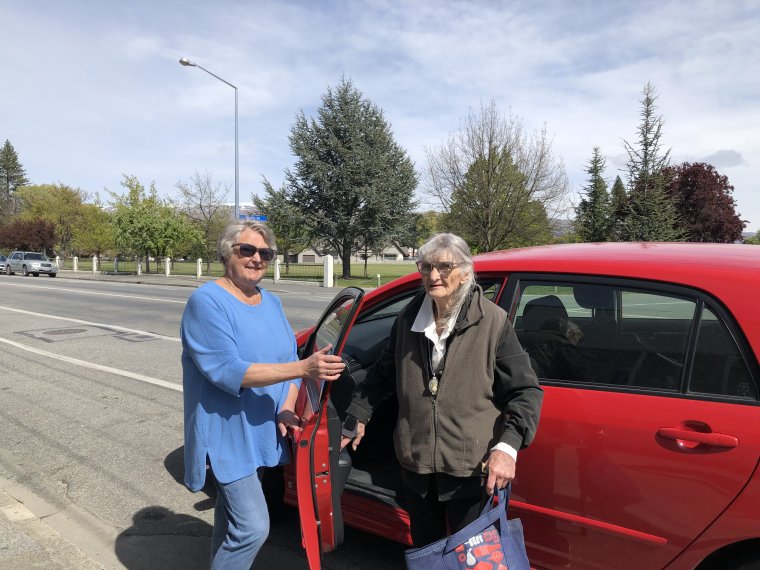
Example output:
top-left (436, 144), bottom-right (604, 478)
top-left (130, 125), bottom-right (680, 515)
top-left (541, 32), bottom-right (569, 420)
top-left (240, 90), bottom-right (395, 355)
top-left (609, 175), bottom-right (627, 239)
top-left (286, 77), bottom-right (417, 278)
top-left (620, 188), bottom-right (683, 242)
top-left (0, 139), bottom-right (29, 198)
top-left (253, 179), bottom-right (310, 272)
top-left (619, 83), bottom-right (683, 241)
top-left (0, 139), bottom-right (30, 216)
top-left (574, 147), bottom-right (613, 242)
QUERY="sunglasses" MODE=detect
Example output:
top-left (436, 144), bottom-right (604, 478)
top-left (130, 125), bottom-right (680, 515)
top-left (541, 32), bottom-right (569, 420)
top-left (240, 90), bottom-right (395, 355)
top-left (416, 261), bottom-right (460, 277)
top-left (232, 243), bottom-right (277, 262)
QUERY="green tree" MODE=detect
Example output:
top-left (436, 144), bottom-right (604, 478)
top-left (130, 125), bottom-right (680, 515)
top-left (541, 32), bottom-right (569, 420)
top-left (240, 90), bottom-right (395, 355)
top-left (0, 139), bottom-right (30, 217)
top-left (16, 183), bottom-right (90, 256)
top-left (745, 230), bottom-right (760, 245)
top-left (176, 171), bottom-right (230, 270)
top-left (619, 83), bottom-right (683, 241)
top-left (110, 175), bottom-right (191, 272)
top-left (0, 140), bottom-right (29, 197)
top-left (253, 179), bottom-right (310, 272)
top-left (620, 189), bottom-right (683, 242)
top-left (286, 77), bottom-right (417, 278)
top-left (393, 211), bottom-right (439, 256)
top-left (574, 147), bottom-right (613, 242)
top-left (623, 82), bottom-right (671, 194)
top-left (72, 202), bottom-right (115, 256)
top-left (426, 100), bottom-right (568, 252)
top-left (441, 152), bottom-right (551, 251)
top-left (609, 175), bottom-right (627, 239)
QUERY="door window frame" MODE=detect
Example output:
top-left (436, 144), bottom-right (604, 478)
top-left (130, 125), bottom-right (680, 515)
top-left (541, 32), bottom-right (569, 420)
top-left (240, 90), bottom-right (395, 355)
top-left (500, 273), bottom-right (760, 404)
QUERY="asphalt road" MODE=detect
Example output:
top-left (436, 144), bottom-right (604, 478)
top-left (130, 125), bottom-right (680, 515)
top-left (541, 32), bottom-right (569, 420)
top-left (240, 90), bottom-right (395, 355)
top-left (0, 274), bottom-right (406, 569)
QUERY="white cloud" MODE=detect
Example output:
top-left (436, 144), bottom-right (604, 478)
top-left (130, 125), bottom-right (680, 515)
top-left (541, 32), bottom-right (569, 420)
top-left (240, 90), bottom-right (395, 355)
top-left (2, 0), bottom-right (759, 229)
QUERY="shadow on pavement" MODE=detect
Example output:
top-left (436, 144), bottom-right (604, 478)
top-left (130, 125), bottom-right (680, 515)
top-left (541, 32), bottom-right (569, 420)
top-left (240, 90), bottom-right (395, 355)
top-left (164, 445), bottom-right (217, 512)
top-left (115, 505), bottom-right (212, 569)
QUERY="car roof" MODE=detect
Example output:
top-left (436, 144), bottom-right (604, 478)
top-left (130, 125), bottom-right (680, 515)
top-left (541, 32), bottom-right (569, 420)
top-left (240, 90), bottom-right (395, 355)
top-left (474, 242), bottom-right (758, 281)
top-left (372, 242), bottom-right (760, 350)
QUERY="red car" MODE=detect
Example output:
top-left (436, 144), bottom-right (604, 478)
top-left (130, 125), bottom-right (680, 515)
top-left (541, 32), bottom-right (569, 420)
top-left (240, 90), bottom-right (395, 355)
top-left (283, 242), bottom-right (760, 570)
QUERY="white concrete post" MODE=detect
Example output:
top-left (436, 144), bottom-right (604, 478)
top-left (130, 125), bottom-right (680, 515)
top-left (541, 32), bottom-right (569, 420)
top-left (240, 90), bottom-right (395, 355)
top-left (196, 258), bottom-right (202, 279)
top-left (114, 256), bottom-right (119, 273)
top-left (137, 259), bottom-right (142, 276)
top-left (323, 255), bottom-right (334, 288)
top-left (377, 273), bottom-right (381, 288)
top-left (73, 256), bottom-right (78, 272)
top-left (92, 255), bottom-right (98, 273)
top-left (54, 256), bottom-right (60, 268)
top-left (274, 259), bottom-right (281, 283)
top-left (165, 257), bottom-right (171, 277)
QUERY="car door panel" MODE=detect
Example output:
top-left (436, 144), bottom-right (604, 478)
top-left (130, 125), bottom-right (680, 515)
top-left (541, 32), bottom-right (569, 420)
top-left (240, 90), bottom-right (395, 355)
top-left (293, 287), bottom-right (365, 570)
top-left (513, 387), bottom-right (759, 570)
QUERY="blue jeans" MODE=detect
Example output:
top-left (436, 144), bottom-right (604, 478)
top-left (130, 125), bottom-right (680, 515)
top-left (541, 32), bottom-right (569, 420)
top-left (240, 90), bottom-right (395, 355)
top-left (211, 471), bottom-right (270, 569)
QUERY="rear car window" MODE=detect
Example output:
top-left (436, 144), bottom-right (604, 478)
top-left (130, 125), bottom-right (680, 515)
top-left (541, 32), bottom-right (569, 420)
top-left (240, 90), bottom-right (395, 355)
top-left (512, 280), bottom-right (757, 400)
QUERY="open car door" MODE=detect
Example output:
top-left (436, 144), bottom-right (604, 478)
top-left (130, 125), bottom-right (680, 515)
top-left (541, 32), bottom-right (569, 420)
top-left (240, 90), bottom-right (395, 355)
top-left (294, 287), bottom-right (364, 570)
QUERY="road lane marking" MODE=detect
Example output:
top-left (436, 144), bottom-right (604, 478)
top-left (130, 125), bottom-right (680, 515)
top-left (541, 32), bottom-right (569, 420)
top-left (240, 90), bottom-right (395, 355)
top-left (0, 281), bottom-right (186, 304)
top-left (0, 337), bottom-right (182, 392)
top-left (0, 306), bottom-right (180, 342)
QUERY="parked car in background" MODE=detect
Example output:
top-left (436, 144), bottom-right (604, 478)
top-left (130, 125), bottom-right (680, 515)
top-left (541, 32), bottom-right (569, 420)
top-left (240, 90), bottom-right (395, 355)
top-left (287, 242), bottom-right (760, 570)
top-left (5, 251), bottom-right (57, 277)
top-left (0, 254), bottom-right (7, 273)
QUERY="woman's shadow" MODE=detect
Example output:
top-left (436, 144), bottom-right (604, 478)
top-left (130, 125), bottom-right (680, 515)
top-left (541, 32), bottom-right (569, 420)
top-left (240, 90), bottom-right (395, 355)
top-left (114, 446), bottom-right (215, 569)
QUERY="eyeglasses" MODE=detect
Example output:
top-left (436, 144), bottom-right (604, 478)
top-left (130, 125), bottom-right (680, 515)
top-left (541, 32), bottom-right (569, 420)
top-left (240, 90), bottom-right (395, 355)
top-left (416, 261), bottom-right (460, 277)
top-left (232, 243), bottom-right (277, 262)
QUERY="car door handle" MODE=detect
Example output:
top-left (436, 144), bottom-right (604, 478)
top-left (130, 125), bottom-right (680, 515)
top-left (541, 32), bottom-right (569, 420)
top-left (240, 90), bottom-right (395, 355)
top-left (657, 427), bottom-right (738, 448)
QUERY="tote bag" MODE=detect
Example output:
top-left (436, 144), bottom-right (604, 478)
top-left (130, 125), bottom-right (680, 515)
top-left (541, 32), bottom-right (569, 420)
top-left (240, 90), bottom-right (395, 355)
top-left (404, 485), bottom-right (530, 570)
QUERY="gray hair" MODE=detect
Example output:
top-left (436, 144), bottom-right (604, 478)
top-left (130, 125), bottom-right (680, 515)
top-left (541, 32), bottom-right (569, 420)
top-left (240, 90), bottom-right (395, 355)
top-left (417, 233), bottom-right (476, 325)
top-left (217, 220), bottom-right (277, 265)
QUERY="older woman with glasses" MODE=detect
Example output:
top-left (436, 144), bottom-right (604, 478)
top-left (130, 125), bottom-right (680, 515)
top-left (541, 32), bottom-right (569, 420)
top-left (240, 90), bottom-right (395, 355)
top-left (341, 233), bottom-right (543, 548)
top-left (181, 220), bottom-right (345, 569)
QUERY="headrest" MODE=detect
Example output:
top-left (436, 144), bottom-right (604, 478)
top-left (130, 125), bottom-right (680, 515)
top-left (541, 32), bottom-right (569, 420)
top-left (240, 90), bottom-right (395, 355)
top-left (522, 295), bottom-right (568, 331)
top-left (573, 285), bottom-right (614, 310)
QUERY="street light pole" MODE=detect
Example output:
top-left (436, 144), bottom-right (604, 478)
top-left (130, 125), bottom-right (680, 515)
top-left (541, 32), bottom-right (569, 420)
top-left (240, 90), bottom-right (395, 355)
top-left (179, 57), bottom-right (239, 220)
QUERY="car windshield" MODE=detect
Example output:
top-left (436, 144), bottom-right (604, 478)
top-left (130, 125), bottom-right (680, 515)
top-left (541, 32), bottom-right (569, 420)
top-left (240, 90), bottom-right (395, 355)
top-left (26, 253), bottom-right (47, 261)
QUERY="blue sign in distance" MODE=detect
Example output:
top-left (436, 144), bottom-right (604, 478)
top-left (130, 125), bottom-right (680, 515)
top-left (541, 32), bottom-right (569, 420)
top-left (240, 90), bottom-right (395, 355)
top-left (238, 214), bottom-right (268, 221)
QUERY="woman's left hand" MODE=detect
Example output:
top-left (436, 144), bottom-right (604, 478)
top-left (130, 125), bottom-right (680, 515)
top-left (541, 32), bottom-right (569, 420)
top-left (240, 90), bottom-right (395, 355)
top-left (485, 450), bottom-right (516, 495)
top-left (277, 409), bottom-right (301, 437)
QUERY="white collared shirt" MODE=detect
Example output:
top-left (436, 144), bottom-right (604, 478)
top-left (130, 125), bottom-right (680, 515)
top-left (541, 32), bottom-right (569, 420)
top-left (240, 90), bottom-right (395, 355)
top-left (411, 295), bottom-right (518, 463)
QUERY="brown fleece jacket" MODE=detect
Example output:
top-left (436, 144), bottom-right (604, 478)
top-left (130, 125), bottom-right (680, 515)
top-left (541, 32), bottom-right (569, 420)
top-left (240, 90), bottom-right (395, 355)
top-left (346, 285), bottom-right (543, 478)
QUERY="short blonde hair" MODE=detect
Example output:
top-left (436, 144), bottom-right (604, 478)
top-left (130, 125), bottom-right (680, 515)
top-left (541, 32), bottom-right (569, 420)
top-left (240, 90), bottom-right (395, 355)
top-left (217, 220), bottom-right (276, 265)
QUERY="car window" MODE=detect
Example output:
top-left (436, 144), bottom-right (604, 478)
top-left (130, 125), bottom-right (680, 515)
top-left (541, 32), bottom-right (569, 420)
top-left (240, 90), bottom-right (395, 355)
top-left (512, 279), bottom-right (756, 400)
top-left (690, 305), bottom-right (757, 399)
top-left (25, 253), bottom-right (46, 261)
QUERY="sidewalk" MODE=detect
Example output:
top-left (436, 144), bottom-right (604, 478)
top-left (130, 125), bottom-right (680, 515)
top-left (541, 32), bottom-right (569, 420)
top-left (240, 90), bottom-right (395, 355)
top-left (1, 473), bottom-right (308, 570)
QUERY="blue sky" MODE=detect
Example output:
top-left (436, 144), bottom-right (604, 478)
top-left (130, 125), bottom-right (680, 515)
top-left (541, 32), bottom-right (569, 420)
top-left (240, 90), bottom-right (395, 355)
top-left (2, 0), bottom-right (759, 231)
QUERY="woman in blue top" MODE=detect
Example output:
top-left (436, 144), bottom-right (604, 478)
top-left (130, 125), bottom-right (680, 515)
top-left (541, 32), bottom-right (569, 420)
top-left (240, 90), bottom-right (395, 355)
top-left (181, 220), bottom-right (345, 569)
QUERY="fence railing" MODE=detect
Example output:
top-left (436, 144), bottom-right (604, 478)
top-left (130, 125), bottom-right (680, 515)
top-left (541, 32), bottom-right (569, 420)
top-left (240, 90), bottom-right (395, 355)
top-left (54, 256), bottom-right (331, 286)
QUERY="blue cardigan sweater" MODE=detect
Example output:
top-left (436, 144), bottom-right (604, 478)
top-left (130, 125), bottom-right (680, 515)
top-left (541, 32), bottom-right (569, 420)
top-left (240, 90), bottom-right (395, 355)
top-left (181, 282), bottom-right (300, 492)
